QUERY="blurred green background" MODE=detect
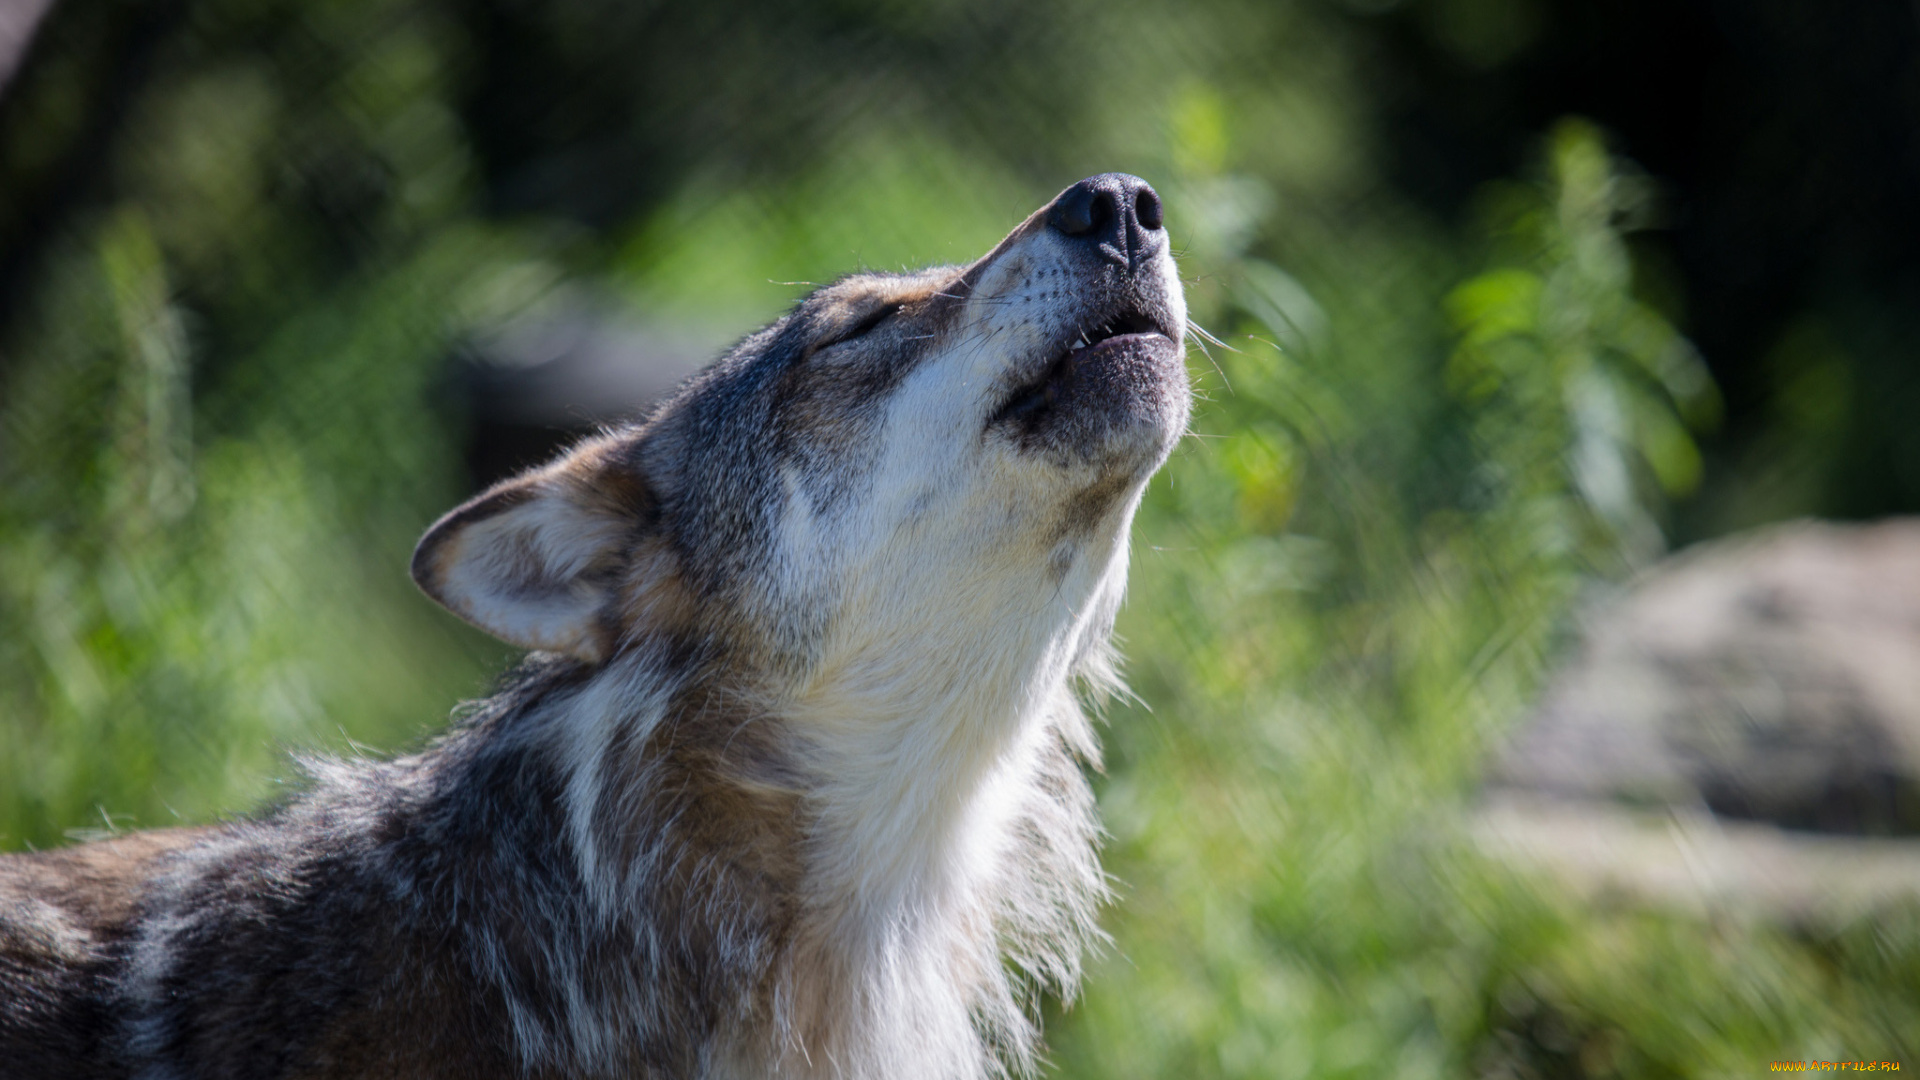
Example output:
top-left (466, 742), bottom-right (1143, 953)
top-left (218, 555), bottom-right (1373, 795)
top-left (3, 0), bottom-right (1917, 1074)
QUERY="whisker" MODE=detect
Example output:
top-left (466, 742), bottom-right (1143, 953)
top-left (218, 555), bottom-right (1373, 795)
top-left (1185, 318), bottom-right (1234, 394)
top-left (1187, 318), bottom-right (1233, 351)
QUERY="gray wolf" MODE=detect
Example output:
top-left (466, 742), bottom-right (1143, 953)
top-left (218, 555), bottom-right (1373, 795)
top-left (0, 173), bottom-right (1189, 1079)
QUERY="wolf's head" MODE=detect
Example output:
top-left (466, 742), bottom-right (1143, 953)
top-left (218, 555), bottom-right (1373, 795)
top-left (413, 174), bottom-right (1188, 702)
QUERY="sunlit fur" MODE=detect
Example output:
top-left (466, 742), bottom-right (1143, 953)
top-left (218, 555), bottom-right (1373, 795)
top-left (0, 177), bottom-right (1188, 1079)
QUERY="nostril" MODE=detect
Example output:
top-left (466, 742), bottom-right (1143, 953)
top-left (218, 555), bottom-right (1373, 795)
top-left (1049, 187), bottom-right (1091, 236)
top-left (1049, 184), bottom-right (1118, 237)
top-left (1045, 174), bottom-right (1165, 251)
top-left (1134, 186), bottom-right (1163, 231)
top-left (1087, 190), bottom-right (1117, 235)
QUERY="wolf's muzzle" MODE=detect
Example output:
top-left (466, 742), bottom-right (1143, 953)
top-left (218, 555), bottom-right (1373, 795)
top-left (1045, 173), bottom-right (1166, 271)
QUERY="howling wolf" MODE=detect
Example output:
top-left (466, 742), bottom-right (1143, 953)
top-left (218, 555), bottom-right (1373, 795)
top-left (0, 173), bottom-right (1190, 1080)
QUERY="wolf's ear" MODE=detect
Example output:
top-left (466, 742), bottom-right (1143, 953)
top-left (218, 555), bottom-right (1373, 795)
top-left (411, 437), bottom-right (652, 663)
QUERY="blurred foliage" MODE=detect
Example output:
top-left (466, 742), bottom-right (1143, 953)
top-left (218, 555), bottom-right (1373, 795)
top-left (1361, 0), bottom-right (1920, 538)
top-left (1, 0), bottom-right (1917, 1075)
top-left (1052, 116), bottom-right (1916, 1080)
top-left (1442, 121), bottom-right (1718, 561)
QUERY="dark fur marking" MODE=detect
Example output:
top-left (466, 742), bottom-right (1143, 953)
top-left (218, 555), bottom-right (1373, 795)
top-left (1053, 470), bottom-right (1136, 545)
top-left (1046, 544), bottom-right (1077, 585)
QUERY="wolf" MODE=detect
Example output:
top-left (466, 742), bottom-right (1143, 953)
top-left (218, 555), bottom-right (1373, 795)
top-left (0, 173), bottom-right (1190, 1079)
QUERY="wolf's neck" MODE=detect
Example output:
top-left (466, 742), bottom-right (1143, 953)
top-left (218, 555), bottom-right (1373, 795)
top-left (786, 604), bottom-right (1084, 926)
top-left (477, 614), bottom-right (1106, 1076)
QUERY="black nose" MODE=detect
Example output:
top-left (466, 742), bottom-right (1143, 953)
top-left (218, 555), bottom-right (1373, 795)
top-left (1046, 173), bottom-right (1165, 268)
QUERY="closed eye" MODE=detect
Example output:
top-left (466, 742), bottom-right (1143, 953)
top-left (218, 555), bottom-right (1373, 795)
top-left (822, 303), bottom-right (901, 348)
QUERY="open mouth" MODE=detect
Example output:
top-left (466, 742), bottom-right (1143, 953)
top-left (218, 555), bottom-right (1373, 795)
top-left (990, 312), bottom-right (1171, 428)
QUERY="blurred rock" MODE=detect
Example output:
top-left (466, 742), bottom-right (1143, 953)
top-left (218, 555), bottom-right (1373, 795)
top-left (453, 307), bottom-right (725, 490)
top-left (1479, 518), bottom-right (1920, 915)
top-left (0, 0), bottom-right (55, 96)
